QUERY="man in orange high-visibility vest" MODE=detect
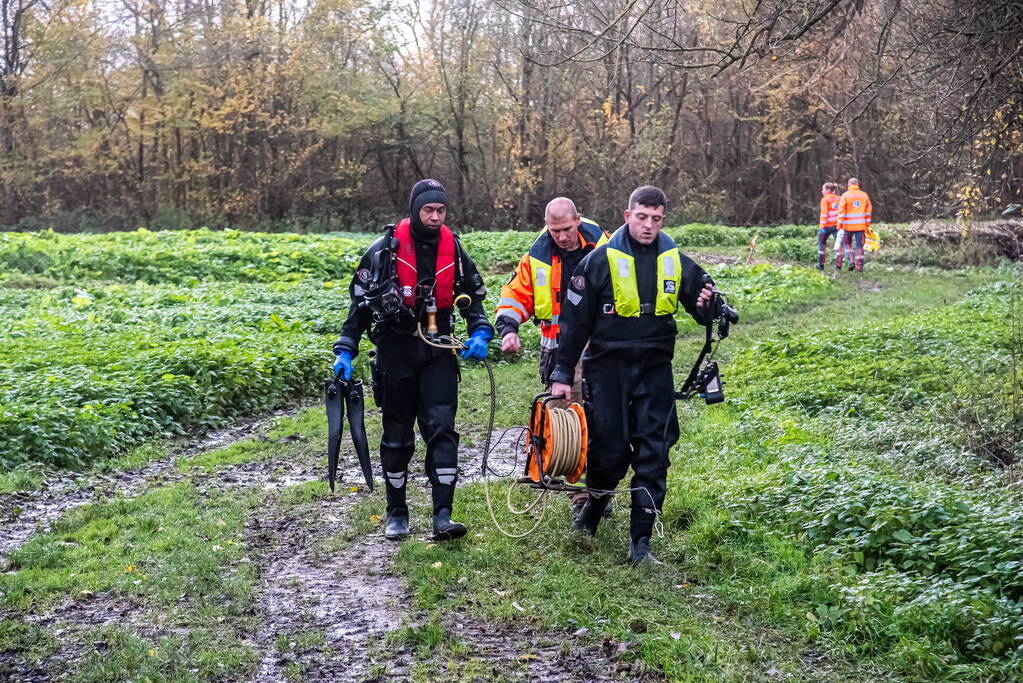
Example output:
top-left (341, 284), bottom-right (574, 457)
top-left (496, 197), bottom-right (608, 390)
top-left (836, 177), bottom-right (873, 272)
top-left (496, 197), bottom-right (609, 515)
top-left (817, 182), bottom-right (840, 270)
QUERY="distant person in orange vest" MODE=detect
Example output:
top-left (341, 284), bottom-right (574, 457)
top-left (816, 182), bottom-right (840, 270)
top-left (837, 178), bottom-right (872, 271)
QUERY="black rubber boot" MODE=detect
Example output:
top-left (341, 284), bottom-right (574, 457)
top-left (626, 536), bottom-right (663, 566)
top-left (432, 508), bottom-right (467, 541)
top-left (572, 495), bottom-right (613, 516)
top-left (384, 511), bottom-right (410, 540)
top-left (572, 496), bottom-right (609, 536)
top-left (384, 472), bottom-right (409, 517)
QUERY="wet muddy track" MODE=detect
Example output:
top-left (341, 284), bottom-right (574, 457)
top-left (245, 428), bottom-right (625, 682)
top-left (0, 406), bottom-right (309, 567)
top-left (1, 415), bottom-right (628, 681)
top-left (248, 487), bottom-right (404, 682)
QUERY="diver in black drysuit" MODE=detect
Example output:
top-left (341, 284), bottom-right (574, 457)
top-left (333, 179), bottom-right (493, 541)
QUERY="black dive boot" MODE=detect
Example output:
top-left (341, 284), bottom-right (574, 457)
top-left (572, 495), bottom-right (609, 536)
top-left (384, 471), bottom-right (410, 540)
top-left (385, 511), bottom-right (410, 540)
top-left (432, 508), bottom-right (467, 541)
top-left (626, 536), bottom-right (663, 566)
top-left (627, 507), bottom-right (663, 566)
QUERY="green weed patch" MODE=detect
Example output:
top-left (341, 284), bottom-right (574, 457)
top-left (0, 228), bottom-right (368, 284)
top-left (1, 483), bottom-right (258, 611)
top-left (730, 282), bottom-right (1015, 417)
top-left (0, 227), bottom-right (831, 469)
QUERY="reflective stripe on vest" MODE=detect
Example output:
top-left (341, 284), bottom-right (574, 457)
top-left (528, 218), bottom-right (605, 321)
top-left (605, 228), bottom-right (681, 317)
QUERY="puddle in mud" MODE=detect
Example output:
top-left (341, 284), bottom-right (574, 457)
top-left (458, 427), bottom-right (529, 484)
top-left (854, 279), bottom-right (883, 292)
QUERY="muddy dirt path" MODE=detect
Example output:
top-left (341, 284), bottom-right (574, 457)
top-left (3, 418), bottom-right (627, 681)
top-left (246, 429), bottom-right (625, 682)
top-left (0, 407), bottom-right (307, 566)
top-left (248, 488), bottom-right (403, 682)
top-left (249, 510), bottom-right (625, 681)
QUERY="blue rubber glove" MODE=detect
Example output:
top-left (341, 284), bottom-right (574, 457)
top-left (461, 329), bottom-right (492, 361)
top-left (333, 351), bottom-right (353, 380)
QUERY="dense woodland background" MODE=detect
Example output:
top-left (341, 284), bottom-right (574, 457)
top-left (1, 0), bottom-right (1021, 232)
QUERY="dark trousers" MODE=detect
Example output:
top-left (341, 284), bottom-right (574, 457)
top-left (582, 353), bottom-right (679, 541)
top-left (376, 336), bottom-right (460, 515)
top-left (844, 230), bottom-right (865, 270)
top-left (818, 226), bottom-right (838, 267)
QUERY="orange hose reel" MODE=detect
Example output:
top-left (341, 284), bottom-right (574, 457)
top-left (525, 393), bottom-right (587, 484)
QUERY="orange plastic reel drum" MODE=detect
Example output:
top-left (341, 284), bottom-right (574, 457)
top-left (527, 401), bottom-right (588, 484)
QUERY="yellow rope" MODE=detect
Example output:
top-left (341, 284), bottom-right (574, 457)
top-left (483, 401), bottom-right (587, 539)
top-left (543, 406), bottom-right (583, 478)
top-left (483, 475), bottom-right (550, 538)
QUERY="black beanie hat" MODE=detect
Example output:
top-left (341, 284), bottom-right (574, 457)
top-left (409, 179), bottom-right (447, 233)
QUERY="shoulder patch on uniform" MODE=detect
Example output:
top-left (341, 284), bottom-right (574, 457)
top-left (571, 275), bottom-right (585, 290)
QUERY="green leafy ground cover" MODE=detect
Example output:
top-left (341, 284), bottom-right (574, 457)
top-left (0, 228), bottom-right (828, 469)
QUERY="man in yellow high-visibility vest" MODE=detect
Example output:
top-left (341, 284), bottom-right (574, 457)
top-left (549, 185), bottom-right (715, 565)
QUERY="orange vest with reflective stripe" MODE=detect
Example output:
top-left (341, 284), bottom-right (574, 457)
top-left (838, 186), bottom-right (872, 232)
top-left (820, 193), bottom-right (839, 228)
top-left (496, 220), bottom-right (606, 350)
